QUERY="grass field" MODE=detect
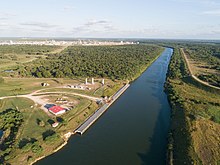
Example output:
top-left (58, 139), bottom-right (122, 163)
top-left (37, 78), bottom-right (125, 97)
top-left (0, 45), bottom-right (62, 73)
top-left (0, 76), bottom-right (125, 164)
top-left (166, 47), bottom-right (220, 164)
top-left (0, 94), bottom-right (98, 164)
top-left (0, 77), bottom-right (84, 97)
top-left (183, 45), bottom-right (220, 87)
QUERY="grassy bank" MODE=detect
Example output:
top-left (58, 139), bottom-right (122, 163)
top-left (0, 44), bottom-right (165, 165)
top-left (165, 47), bottom-right (220, 164)
top-left (0, 78), bottom-right (126, 164)
top-left (0, 96), bottom-right (99, 165)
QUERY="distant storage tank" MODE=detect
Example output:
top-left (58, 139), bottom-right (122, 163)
top-left (85, 78), bottom-right (88, 85)
top-left (91, 78), bottom-right (94, 84)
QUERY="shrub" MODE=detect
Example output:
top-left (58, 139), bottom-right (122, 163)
top-left (44, 133), bottom-right (60, 143)
top-left (22, 143), bottom-right (33, 152)
top-left (36, 119), bottom-right (45, 127)
top-left (0, 77), bottom-right (4, 83)
top-left (42, 130), bottom-right (56, 140)
top-left (31, 143), bottom-right (43, 154)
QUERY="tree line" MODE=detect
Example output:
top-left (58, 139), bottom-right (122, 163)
top-left (16, 45), bottom-right (163, 80)
top-left (0, 45), bottom-right (60, 56)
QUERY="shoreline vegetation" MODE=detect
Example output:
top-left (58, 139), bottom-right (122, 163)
top-left (1, 42), bottom-right (219, 164)
top-left (165, 46), bottom-right (220, 164)
top-left (30, 83), bottom-right (133, 165)
top-left (130, 47), bottom-right (164, 82)
top-left (30, 47), bottom-right (164, 165)
top-left (0, 44), bottom-right (164, 165)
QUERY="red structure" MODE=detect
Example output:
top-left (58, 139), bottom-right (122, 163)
top-left (48, 105), bottom-right (66, 115)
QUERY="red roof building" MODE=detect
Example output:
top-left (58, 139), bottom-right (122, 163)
top-left (48, 105), bottom-right (66, 115)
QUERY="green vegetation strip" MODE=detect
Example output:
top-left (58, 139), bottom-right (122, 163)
top-left (165, 47), bottom-right (220, 164)
top-left (5, 45), bottom-right (163, 80)
top-left (0, 44), bottom-right (164, 164)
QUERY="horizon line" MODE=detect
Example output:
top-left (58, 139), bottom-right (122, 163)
top-left (0, 37), bottom-right (220, 41)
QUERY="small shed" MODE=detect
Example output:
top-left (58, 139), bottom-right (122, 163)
top-left (52, 122), bottom-right (59, 128)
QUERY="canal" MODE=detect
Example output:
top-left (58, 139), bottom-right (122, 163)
top-left (36, 48), bottom-right (173, 165)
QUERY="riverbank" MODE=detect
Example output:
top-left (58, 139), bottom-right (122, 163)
top-left (32, 84), bottom-right (130, 165)
top-left (165, 47), bottom-right (220, 164)
top-left (30, 141), bottom-right (67, 165)
top-left (31, 48), bottom-right (165, 165)
top-left (0, 44), bottom-right (166, 165)
top-left (30, 132), bottom-right (74, 165)
top-left (36, 47), bottom-right (173, 165)
top-left (75, 84), bottom-right (130, 135)
top-left (130, 47), bottom-right (164, 82)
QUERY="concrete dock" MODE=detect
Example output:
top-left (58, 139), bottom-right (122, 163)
top-left (75, 84), bottom-right (130, 135)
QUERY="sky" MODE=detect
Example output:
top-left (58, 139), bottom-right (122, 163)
top-left (0, 0), bottom-right (220, 39)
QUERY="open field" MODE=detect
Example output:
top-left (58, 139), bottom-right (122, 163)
top-left (0, 45), bottom-right (63, 73)
top-left (165, 47), bottom-right (220, 164)
top-left (0, 76), bottom-right (124, 97)
top-left (39, 79), bottom-right (125, 97)
top-left (0, 87), bottom-right (99, 164)
top-left (181, 48), bottom-right (220, 90)
top-left (0, 77), bottom-right (88, 97)
top-left (0, 75), bottom-right (125, 164)
top-left (0, 77), bottom-right (125, 164)
top-left (182, 44), bottom-right (220, 88)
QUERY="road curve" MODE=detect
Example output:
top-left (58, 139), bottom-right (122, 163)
top-left (180, 48), bottom-right (220, 90)
top-left (35, 92), bottom-right (101, 101)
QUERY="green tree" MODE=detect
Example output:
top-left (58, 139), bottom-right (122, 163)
top-left (42, 70), bottom-right (51, 78)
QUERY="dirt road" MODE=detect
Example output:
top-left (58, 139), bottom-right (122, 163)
top-left (180, 48), bottom-right (220, 90)
top-left (0, 89), bottom-right (102, 116)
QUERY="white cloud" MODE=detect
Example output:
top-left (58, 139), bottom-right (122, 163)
top-left (0, 17), bottom-right (8, 20)
top-left (0, 22), bottom-right (9, 26)
top-left (0, 18), bottom-right (219, 39)
top-left (20, 22), bottom-right (58, 28)
top-left (84, 20), bottom-right (109, 27)
top-left (63, 6), bottom-right (75, 11)
top-left (72, 20), bottom-right (115, 34)
top-left (69, 20), bottom-right (220, 39)
top-left (0, 12), bottom-right (16, 21)
top-left (202, 10), bottom-right (220, 16)
top-left (199, 0), bottom-right (220, 6)
top-left (0, 12), bottom-right (16, 17)
top-left (170, 0), bottom-right (220, 6)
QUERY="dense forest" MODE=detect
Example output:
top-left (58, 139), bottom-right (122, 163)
top-left (0, 45), bottom-right (60, 56)
top-left (15, 45), bottom-right (163, 80)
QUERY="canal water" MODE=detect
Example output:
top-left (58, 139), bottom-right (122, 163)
top-left (37, 48), bottom-right (173, 165)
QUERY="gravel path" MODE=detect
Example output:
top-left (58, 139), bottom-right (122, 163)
top-left (181, 48), bottom-right (220, 90)
top-left (0, 89), bottom-right (102, 116)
